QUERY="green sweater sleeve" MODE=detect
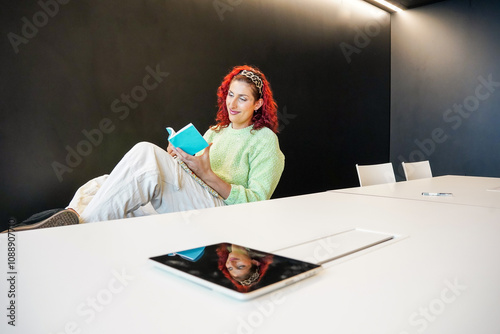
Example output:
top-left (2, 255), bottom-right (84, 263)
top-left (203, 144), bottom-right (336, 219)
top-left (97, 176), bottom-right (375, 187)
top-left (204, 125), bottom-right (285, 205)
top-left (225, 133), bottom-right (284, 204)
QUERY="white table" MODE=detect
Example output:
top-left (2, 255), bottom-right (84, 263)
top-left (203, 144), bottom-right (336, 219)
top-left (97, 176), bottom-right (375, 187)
top-left (332, 175), bottom-right (500, 209)
top-left (1, 180), bottom-right (500, 333)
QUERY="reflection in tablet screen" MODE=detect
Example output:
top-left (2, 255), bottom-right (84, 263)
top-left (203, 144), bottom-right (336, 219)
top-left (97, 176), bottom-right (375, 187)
top-left (150, 243), bottom-right (320, 294)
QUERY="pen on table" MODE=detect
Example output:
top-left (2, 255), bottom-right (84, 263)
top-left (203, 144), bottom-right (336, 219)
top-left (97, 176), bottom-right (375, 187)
top-left (421, 192), bottom-right (453, 197)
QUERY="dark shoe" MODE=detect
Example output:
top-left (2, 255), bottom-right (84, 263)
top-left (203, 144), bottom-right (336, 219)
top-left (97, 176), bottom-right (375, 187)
top-left (2, 209), bottom-right (79, 233)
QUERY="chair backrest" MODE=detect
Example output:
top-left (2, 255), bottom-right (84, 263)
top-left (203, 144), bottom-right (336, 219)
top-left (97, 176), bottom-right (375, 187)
top-left (402, 161), bottom-right (432, 181)
top-left (356, 163), bottom-right (396, 187)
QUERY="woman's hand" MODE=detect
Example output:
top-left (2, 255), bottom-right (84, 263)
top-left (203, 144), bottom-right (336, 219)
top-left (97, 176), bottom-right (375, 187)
top-left (173, 144), bottom-right (213, 179)
top-left (173, 144), bottom-right (231, 199)
top-left (167, 142), bottom-right (176, 157)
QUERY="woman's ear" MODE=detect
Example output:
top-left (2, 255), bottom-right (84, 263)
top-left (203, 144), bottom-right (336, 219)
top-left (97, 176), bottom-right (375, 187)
top-left (252, 259), bottom-right (260, 266)
top-left (254, 98), bottom-right (264, 111)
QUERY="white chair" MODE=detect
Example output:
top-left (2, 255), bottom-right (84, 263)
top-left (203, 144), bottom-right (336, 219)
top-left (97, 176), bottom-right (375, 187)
top-left (355, 163), bottom-right (396, 187)
top-left (402, 161), bottom-right (432, 181)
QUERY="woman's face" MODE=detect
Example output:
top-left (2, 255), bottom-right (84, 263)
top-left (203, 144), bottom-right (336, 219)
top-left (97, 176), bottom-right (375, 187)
top-left (226, 79), bottom-right (263, 130)
top-left (225, 245), bottom-right (258, 281)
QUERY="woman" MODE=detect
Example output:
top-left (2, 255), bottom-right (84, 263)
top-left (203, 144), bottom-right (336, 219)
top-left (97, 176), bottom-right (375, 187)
top-left (216, 243), bottom-right (274, 292)
top-left (7, 65), bottom-right (285, 231)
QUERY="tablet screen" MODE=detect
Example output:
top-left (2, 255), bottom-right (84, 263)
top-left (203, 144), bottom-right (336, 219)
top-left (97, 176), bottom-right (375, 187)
top-left (150, 243), bottom-right (321, 297)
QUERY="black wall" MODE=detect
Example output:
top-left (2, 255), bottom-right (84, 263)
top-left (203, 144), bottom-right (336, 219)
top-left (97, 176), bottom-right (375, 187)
top-left (1, 0), bottom-right (390, 229)
top-left (391, 0), bottom-right (500, 179)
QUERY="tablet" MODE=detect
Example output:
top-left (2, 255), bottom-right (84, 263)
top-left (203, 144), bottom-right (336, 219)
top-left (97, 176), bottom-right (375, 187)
top-left (149, 242), bottom-right (322, 301)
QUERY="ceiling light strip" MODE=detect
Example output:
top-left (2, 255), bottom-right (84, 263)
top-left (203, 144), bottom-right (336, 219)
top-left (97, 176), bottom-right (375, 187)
top-left (372, 0), bottom-right (404, 12)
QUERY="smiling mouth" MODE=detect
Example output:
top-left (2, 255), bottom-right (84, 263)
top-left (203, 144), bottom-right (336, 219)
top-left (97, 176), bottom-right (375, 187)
top-left (229, 109), bottom-right (240, 115)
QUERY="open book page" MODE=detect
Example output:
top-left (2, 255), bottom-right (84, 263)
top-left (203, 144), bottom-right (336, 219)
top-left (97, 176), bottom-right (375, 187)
top-left (166, 127), bottom-right (176, 137)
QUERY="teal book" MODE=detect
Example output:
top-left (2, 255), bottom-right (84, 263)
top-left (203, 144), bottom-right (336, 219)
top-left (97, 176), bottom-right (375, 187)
top-left (166, 123), bottom-right (209, 155)
top-left (167, 247), bottom-right (206, 262)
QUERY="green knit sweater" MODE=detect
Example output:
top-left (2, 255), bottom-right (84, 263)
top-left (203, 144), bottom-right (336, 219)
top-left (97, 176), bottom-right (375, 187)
top-left (203, 124), bottom-right (285, 205)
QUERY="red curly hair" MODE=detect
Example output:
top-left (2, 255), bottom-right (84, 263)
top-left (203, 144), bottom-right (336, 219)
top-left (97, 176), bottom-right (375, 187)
top-left (212, 65), bottom-right (279, 133)
top-left (216, 244), bottom-right (274, 293)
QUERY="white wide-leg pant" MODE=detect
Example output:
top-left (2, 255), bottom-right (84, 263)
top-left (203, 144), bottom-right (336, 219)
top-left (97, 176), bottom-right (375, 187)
top-left (67, 142), bottom-right (225, 223)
